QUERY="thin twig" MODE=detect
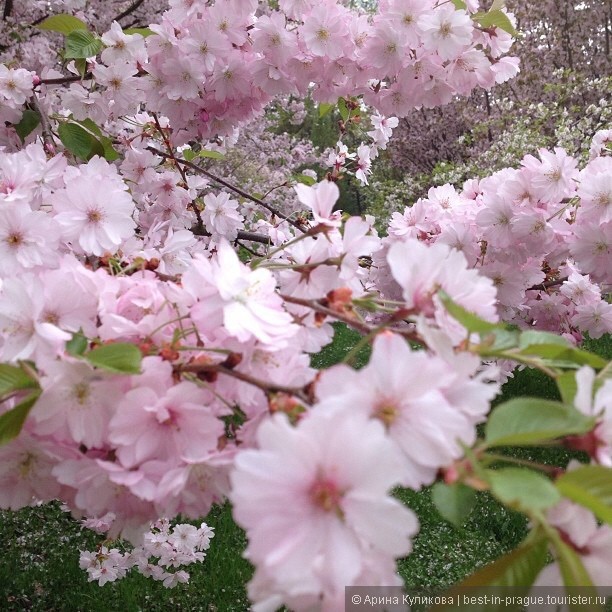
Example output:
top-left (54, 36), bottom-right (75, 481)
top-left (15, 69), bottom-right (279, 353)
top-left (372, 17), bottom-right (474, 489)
top-left (29, 93), bottom-right (56, 154)
top-left (280, 293), bottom-right (423, 345)
top-left (38, 74), bottom-right (89, 86)
top-left (151, 114), bottom-right (205, 232)
top-left (113, 0), bottom-right (146, 22)
top-left (526, 277), bottom-right (568, 292)
top-left (147, 146), bottom-right (306, 233)
top-left (178, 363), bottom-right (311, 405)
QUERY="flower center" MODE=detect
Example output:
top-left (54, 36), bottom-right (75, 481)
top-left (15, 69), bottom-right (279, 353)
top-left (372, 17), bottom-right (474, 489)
top-left (316, 28), bottom-right (330, 42)
top-left (310, 477), bottom-right (343, 516)
top-left (5, 232), bottom-right (23, 247)
top-left (374, 402), bottom-right (399, 426)
top-left (72, 382), bottom-right (91, 406)
top-left (439, 22), bottom-right (452, 38)
top-left (87, 209), bottom-right (103, 224)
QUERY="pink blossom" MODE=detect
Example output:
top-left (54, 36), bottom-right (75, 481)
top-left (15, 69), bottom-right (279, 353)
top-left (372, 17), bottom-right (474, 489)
top-left (418, 6), bottom-right (473, 61)
top-left (50, 158), bottom-right (136, 256)
top-left (230, 409), bottom-right (419, 608)
top-left (294, 180), bottom-right (342, 228)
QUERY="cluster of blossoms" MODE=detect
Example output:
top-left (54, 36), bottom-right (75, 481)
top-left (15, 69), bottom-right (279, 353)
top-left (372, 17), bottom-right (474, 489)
top-left (381, 136), bottom-right (612, 341)
top-left (1, 0), bottom-right (519, 149)
top-left (326, 110), bottom-right (400, 186)
top-left (79, 517), bottom-right (214, 587)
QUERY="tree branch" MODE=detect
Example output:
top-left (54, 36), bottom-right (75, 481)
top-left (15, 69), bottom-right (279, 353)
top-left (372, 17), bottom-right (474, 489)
top-left (151, 114), bottom-right (205, 233)
top-left (147, 146), bottom-right (306, 233)
top-left (280, 293), bottom-right (423, 345)
top-left (3, 0), bottom-right (13, 21)
top-left (113, 0), bottom-right (146, 22)
top-left (178, 362), bottom-right (312, 405)
top-left (191, 224), bottom-right (273, 246)
top-left (38, 74), bottom-right (90, 86)
top-left (29, 93), bottom-right (56, 154)
top-left (526, 277), bottom-right (568, 292)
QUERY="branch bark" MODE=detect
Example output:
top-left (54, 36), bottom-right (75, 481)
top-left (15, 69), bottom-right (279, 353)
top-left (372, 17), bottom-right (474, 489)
top-left (3, 0), bottom-right (13, 21)
top-left (113, 0), bottom-right (146, 22)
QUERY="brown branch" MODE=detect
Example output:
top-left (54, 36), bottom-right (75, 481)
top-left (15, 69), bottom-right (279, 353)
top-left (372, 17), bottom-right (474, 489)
top-left (179, 363), bottom-right (312, 405)
top-left (38, 74), bottom-right (90, 86)
top-left (526, 277), bottom-right (568, 292)
top-left (151, 114), bottom-right (205, 233)
top-left (235, 230), bottom-right (272, 245)
top-left (29, 93), bottom-right (56, 154)
top-left (280, 293), bottom-right (423, 345)
top-left (191, 224), bottom-right (273, 246)
top-left (147, 146), bottom-right (306, 233)
top-left (3, 0), bottom-right (13, 20)
top-left (113, 0), bottom-right (146, 22)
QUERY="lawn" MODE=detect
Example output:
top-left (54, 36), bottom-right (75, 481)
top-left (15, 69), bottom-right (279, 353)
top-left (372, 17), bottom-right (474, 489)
top-left (1, 330), bottom-right (609, 611)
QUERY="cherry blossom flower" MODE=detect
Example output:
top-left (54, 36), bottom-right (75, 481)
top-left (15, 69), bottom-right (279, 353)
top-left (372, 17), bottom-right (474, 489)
top-left (294, 180), bottom-right (342, 228)
top-left (419, 6), bottom-right (473, 61)
top-left (230, 408), bottom-right (419, 608)
top-left (50, 159), bottom-right (136, 256)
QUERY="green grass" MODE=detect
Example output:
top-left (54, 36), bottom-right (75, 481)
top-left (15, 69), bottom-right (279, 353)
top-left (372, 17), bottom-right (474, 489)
top-left (1, 331), bottom-right (610, 610)
top-left (0, 502), bottom-right (251, 612)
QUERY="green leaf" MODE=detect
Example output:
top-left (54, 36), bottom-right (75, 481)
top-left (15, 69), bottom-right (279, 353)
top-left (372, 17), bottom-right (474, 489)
top-left (197, 149), bottom-right (225, 160)
top-left (337, 97), bottom-right (349, 122)
top-left (74, 58), bottom-right (88, 77)
top-left (481, 327), bottom-right (521, 352)
top-left (123, 27), bottom-right (154, 37)
top-left (294, 173), bottom-right (316, 186)
top-left (37, 14), bottom-right (88, 34)
top-left (490, 0), bottom-right (506, 10)
top-left (0, 391), bottom-right (41, 446)
top-left (73, 118), bottom-right (119, 161)
top-left (430, 538), bottom-right (548, 611)
top-left (451, 0), bottom-right (467, 9)
top-left (518, 330), bottom-right (571, 349)
top-left (517, 344), bottom-right (607, 369)
top-left (487, 468), bottom-right (561, 513)
top-left (13, 110), bottom-right (40, 142)
top-left (485, 398), bottom-right (595, 447)
top-left (64, 30), bottom-right (102, 59)
top-left (556, 466), bottom-right (612, 525)
top-left (318, 102), bottom-right (334, 118)
top-left (431, 482), bottom-right (477, 527)
top-left (438, 290), bottom-right (504, 334)
top-left (58, 121), bottom-right (105, 161)
top-left (66, 331), bottom-right (88, 357)
top-left (474, 9), bottom-right (518, 37)
top-left (85, 343), bottom-right (142, 374)
top-left (557, 371), bottom-right (578, 405)
top-left (0, 364), bottom-right (39, 397)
